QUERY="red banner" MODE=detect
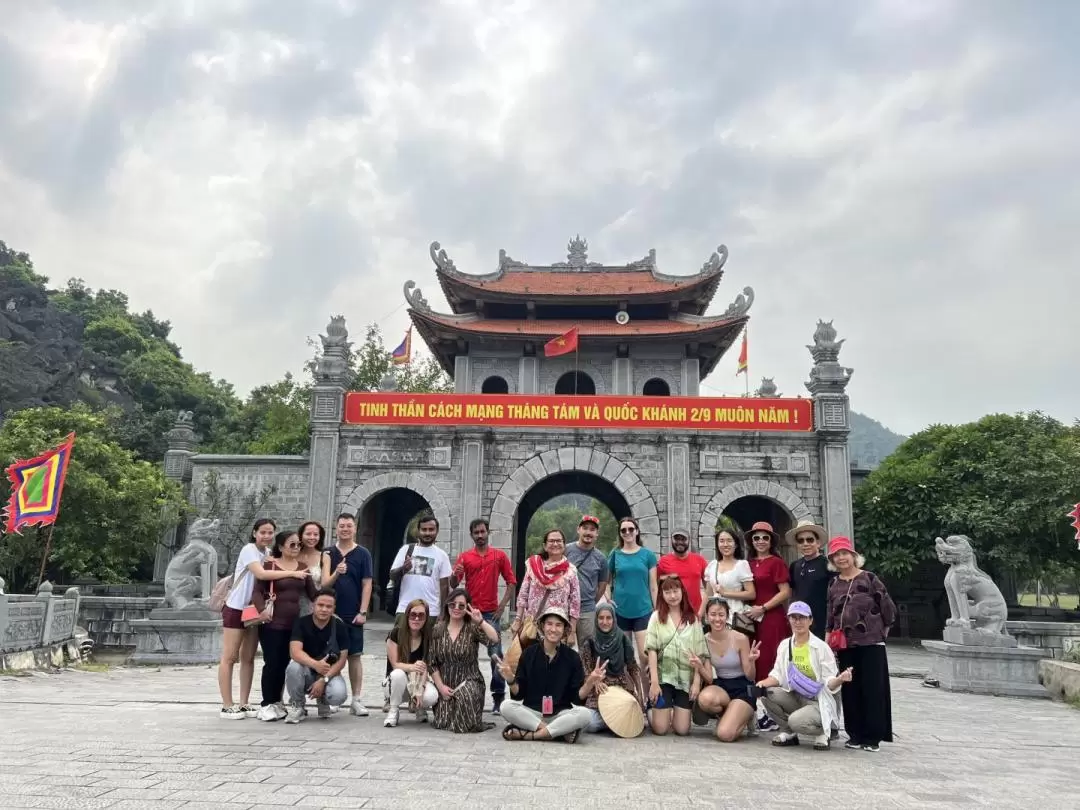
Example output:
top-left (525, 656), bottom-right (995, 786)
top-left (344, 393), bottom-right (813, 432)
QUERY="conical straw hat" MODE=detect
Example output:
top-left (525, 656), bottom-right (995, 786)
top-left (597, 686), bottom-right (645, 738)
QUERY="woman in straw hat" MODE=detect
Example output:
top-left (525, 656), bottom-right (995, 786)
top-left (579, 602), bottom-right (644, 733)
top-left (786, 520), bottom-right (834, 639)
top-left (746, 520), bottom-right (792, 732)
top-left (826, 536), bottom-right (896, 752)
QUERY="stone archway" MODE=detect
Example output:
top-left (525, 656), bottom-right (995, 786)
top-left (696, 479), bottom-right (812, 553)
top-left (340, 472), bottom-right (453, 547)
top-left (489, 447), bottom-right (662, 551)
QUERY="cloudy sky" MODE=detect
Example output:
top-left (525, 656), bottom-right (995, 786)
top-left (1, 0), bottom-right (1076, 436)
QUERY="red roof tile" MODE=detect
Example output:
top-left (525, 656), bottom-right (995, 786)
top-left (410, 312), bottom-right (743, 338)
top-left (442, 270), bottom-right (714, 297)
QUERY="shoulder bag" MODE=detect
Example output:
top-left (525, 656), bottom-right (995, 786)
top-left (386, 544), bottom-right (416, 609)
top-left (241, 562), bottom-right (276, 627)
top-left (826, 577), bottom-right (857, 651)
top-left (713, 562), bottom-right (757, 637)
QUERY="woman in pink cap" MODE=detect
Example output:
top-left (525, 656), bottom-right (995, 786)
top-left (745, 521), bottom-right (791, 730)
top-left (825, 536), bottom-right (897, 752)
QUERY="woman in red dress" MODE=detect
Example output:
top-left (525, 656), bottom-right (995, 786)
top-left (746, 521), bottom-right (792, 731)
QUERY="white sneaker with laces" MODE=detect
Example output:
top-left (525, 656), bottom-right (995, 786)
top-left (383, 708), bottom-right (399, 728)
top-left (273, 703), bottom-right (287, 720)
top-left (284, 705), bottom-right (304, 724)
top-left (351, 698), bottom-right (369, 717)
top-left (256, 705), bottom-right (280, 722)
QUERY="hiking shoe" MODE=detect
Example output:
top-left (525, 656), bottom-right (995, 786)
top-left (771, 732), bottom-right (799, 746)
top-left (384, 708), bottom-right (399, 728)
top-left (757, 715), bottom-right (780, 732)
top-left (284, 705), bottom-right (304, 724)
top-left (220, 706), bottom-right (245, 720)
top-left (351, 698), bottom-right (369, 717)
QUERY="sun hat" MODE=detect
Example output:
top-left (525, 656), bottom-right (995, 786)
top-left (785, 519), bottom-right (827, 546)
top-left (579, 514), bottom-right (600, 527)
top-left (827, 536), bottom-right (856, 557)
top-left (787, 601), bottom-right (813, 617)
top-left (598, 686), bottom-right (646, 738)
top-left (749, 521), bottom-right (779, 541)
top-left (537, 606), bottom-right (570, 626)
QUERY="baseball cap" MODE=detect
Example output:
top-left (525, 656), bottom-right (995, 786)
top-left (579, 514), bottom-right (600, 527)
top-left (671, 529), bottom-right (689, 539)
top-left (787, 601), bottom-right (813, 617)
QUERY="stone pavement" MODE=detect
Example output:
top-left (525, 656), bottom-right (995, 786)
top-left (0, 636), bottom-right (1078, 810)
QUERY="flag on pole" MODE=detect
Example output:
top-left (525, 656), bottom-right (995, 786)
top-left (3, 433), bottom-right (75, 535)
top-left (736, 331), bottom-right (748, 376)
top-left (544, 326), bottom-right (579, 358)
top-left (391, 327), bottom-right (412, 365)
top-left (1069, 502), bottom-right (1080, 550)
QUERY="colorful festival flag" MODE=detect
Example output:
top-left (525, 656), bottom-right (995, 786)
top-left (544, 326), bottom-right (579, 358)
top-left (3, 434), bottom-right (75, 535)
top-left (391, 327), bottom-right (412, 365)
top-left (1069, 502), bottom-right (1080, 550)
top-left (736, 331), bottom-right (748, 375)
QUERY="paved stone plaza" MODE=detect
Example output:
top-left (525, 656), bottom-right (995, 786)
top-left (1, 636), bottom-right (1078, 810)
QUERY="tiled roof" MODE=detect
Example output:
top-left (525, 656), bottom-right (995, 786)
top-left (441, 270), bottom-right (714, 296)
top-left (409, 312), bottom-right (743, 338)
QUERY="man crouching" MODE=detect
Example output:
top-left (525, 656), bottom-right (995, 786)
top-left (285, 587), bottom-right (350, 723)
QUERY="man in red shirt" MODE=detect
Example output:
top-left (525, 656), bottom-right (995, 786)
top-left (451, 518), bottom-right (517, 713)
top-left (657, 529), bottom-right (708, 617)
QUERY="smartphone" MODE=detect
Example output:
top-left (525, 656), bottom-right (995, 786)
top-left (652, 692), bottom-right (666, 709)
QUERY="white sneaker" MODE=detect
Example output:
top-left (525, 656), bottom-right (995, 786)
top-left (256, 705), bottom-right (280, 722)
top-left (351, 698), bottom-right (369, 717)
top-left (383, 708), bottom-right (399, 727)
top-left (220, 706), bottom-right (245, 720)
top-left (284, 705), bottom-right (304, 724)
top-left (240, 704), bottom-right (259, 718)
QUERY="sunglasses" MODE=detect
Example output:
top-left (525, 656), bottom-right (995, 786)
top-left (751, 534), bottom-right (772, 541)
top-left (796, 537), bottom-right (818, 545)
top-left (619, 527), bottom-right (636, 534)
top-left (408, 611), bottom-right (427, 620)
top-left (284, 541), bottom-right (301, 549)
top-left (448, 602), bottom-right (468, 610)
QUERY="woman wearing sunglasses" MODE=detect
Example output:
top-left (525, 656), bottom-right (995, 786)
top-left (607, 517), bottom-right (657, 668)
top-left (745, 521), bottom-right (791, 730)
top-left (430, 587), bottom-right (500, 733)
top-left (251, 529), bottom-right (318, 721)
top-left (384, 598), bottom-right (436, 727)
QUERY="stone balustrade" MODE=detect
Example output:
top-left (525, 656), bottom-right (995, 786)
top-left (1006, 620), bottom-right (1080, 660)
top-left (0, 582), bottom-right (82, 668)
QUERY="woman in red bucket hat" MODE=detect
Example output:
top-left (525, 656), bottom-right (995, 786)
top-left (745, 521), bottom-right (792, 732)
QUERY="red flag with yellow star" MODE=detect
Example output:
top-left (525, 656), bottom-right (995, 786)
top-left (544, 326), bottom-right (579, 358)
top-left (3, 434), bottom-right (75, 535)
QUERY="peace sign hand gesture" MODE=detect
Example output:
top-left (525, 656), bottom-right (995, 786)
top-left (468, 606), bottom-right (484, 624)
top-left (586, 659), bottom-right (608, 688)
top-left (747, 641), bottom-right (762, 662)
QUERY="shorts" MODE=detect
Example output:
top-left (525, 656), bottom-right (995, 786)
top-left (342, 620), bottom-right (364, 656)
top-left (714, 675), bottom-right (757, 709)
top-left (655, 683), bottom-right (691, 711)
top-left (616, 614), bottom-right (650, 633)
top-left (221, 606), bottom-right (244, 630)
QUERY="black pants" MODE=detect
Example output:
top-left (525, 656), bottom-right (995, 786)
top-left (258, 626), bottom-right (292, 707)
top-left (837, 644), bottom-right (893, 745)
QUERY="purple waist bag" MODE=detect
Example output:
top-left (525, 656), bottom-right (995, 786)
top-left (786, 640), bottom-right (823, 700)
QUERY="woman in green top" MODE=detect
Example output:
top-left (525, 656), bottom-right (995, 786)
top-left (608, 517), bottom-right (658, 668)
top-left (646, 573), bottom-right (708, 736)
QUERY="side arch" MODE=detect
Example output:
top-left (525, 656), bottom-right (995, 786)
top-left (696, 479), bottom-right (812, 547)
top-left (489, 447), bottom-right (662, 550)
top-left (340, 472), bottom-right (453, 543)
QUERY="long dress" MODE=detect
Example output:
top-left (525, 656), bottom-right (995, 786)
top-left (430, 620), bottom-right (488, 733)
top-left (748, 554), bottom-right (790, 682)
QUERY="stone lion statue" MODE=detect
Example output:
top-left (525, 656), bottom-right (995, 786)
top-left (164, 519), bottom-right (220, 609)
top-left (935, 534), bottom-right (1009, 637)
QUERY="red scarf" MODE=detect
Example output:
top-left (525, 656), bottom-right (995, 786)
top-left (527, 554), bottom-right (570, 588)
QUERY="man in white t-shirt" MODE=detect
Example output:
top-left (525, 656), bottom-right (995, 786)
top-left (388, 512), bottom-right (451, 616)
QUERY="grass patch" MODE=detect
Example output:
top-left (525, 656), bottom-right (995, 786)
top-left (1018, 593), bottom-right (1079, 609)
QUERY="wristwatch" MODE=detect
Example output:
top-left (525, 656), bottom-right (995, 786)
top-left (323, 675), bottom-right (329, 683)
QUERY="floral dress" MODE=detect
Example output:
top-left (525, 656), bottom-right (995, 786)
top-left (430, 620), bottom-right (488, 733)
top-left (580, 637), bottom-right (644, 711)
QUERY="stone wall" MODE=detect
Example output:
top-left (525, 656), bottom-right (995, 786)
top-left (1007, 620), bottom-right (1080, 659)
top-left (1, 584), bottom-right (82, 667)
top-left (79, 595), bottom-right (164, 649)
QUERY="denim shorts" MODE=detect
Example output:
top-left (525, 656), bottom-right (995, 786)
top-left (343, 621), bottom-right (364, 656)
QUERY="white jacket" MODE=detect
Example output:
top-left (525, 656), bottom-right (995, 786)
top-left (768, 634), bottom-right (841, 733)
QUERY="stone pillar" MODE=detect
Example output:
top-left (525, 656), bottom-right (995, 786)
top-left (153, 412), bottom-right (199, 581)
top-left (519, 356), bottom-right (538, 394)
top-left (666, 442), bottom-right (691, 552)
top-left (459, 437), bottom-right (485, 557)
top-left (681, 358), bottom-right (700, 396)
top-left (308, 316), bottom-right (350, 528)
top-left (454, 355), bottom-right (471, 393)
top-left (805, 321), bottom-right (854, 539)
top-left (613, 357), bottom-right (632, 395)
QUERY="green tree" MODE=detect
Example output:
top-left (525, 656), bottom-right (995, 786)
top-left (0, 240), bottom-right (48, 288)
top-left (309, 323), bottom-right (453, 394)
top-left (0, 405), bottom-right (185, 592)
top-left (853, 412), bottom-right (1080, 584)
top-left (524, 501), bottom-right (618, 557)
top-left (83, 315), bottom-right (150, 357)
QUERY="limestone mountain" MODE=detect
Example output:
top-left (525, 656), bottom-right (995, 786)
top-left (847, 410), bottom-right (906, 469)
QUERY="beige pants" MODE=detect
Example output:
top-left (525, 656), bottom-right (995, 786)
top-left (761, 687), bottom-right (823, 736)
top-left (500, 700), bottom-right (592, 739)
top-left (576, 612), bottom-right (596, 646)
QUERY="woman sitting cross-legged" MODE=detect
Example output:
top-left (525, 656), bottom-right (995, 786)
top-left (689, 597), bottom-right (762, 742)
top-left (646, 573), bottom-right (709, 736)
top-left (579, 603), bottom-right (645, 733)
top-left (756, 601), bottom-right (852, 751)
top-left (429, 587), bottom-right (501, 733)
top-left (498, 607), bottom-right (597, 743)
top-left (384, 598), bottom-right (437, 728)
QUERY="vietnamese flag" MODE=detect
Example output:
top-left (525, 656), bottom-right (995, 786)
top-left (544, 326), bottom-right (579, 357)
top-left (736, 331), bottom-right (748, 375)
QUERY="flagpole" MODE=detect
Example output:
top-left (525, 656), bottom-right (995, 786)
top-left (574, 336), bottom-right (579, 395)
top-left (37, 524), bottom-right (55, 586)
top-left (744, 325), bottom-right (750, 396)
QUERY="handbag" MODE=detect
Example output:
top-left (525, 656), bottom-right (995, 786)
top-left (518, 589), bottom-right (551, 646)
top-left (241, 563), bottom-right (275, 627)
top-left (826, 578), bottom-right (857, 652)
top-left (711, 562), bottom-right (756, 637)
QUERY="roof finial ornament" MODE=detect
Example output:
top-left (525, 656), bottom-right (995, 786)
top-left (807, 319), bottom-right (845, 363)
top-left (701, 245), bottom-right (729, 274)
top-left (755, 377), bottom-right (779, 397)
top-left (720, 286), bottom-right (754, 318)
top-left (567, 234), bottom-right (588, 267)
top-left (498, 249), bottom-right (527, 271)
top-left (429, 241), bottom-right (457, 274)
top-left (403, 280), bottom-right (430, 312)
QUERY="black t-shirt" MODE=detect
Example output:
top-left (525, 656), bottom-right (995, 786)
top-left (291, 614), bottom-right (351, 661)
top-left (789, 555), bottom-right (835, 636)
top-left (326, 544), bottom-right (374, 621)
top-left (384, 630), bottom-right (428, 676)
top-left (514, 642), bottom-right (585, 714)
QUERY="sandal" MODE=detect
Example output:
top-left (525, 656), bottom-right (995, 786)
top-left (561, 729), bottom-right (582, 744)
top-left (502, 726), bottom-right (533, 741)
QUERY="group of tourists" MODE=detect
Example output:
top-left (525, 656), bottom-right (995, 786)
top-left (214, 508), bottom-right (897, 752)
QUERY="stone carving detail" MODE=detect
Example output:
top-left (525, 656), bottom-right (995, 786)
top-left (822, 400), bottom-right (846, 427)
top-left (313, 393), bottom-right (338, 419)
top-left (403, 280), bottom-right (430, 312)
top-left (346, 445), bottom-right (452, 469)
top-left (720, 286), bottom-right (754, 318)
top-left (700, 244), bottom-right (729, 274)
top-left (626, 249), bottom-right (657, 270)
top-left (430, 240), bottom-right (458, 273)
top-left (163, 518), bottom-right (220, 609)
top-left (498, 249), bottom-right (527, 270)
top-left (166, 411), bottom-right (198, 451)
top-left (49, 604), bottom-right (76, 640)
top-left (805, 319), bottom-right (854, 401)
top-left (754, 377), bottom-right (779, 397)
top-left (552, 235), bottom-right (601, 269)
top-left (936, 535), bottom-right (1011, 642)
top-left (315, 315), bottom-right (351, 383)
top-left (808, 319), bottom-right (845, 364)
top-left (699, 450), bottom-right (810, 476)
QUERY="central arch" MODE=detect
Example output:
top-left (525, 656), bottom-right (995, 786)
top-left (488, 447), bottom-right (662, 571)
top-left (697, 479), bottom-right (812, 564)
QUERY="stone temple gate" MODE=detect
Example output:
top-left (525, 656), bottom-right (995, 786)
top-left (156, 237), bottom-right (856, 597)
